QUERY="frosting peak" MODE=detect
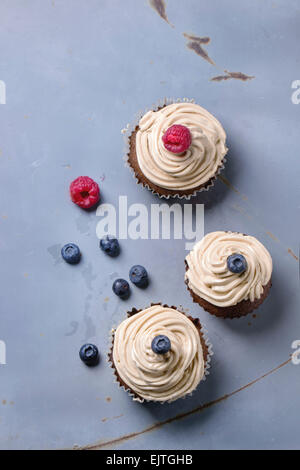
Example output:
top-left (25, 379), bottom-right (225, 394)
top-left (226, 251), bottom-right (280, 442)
top-left (135, 102), bottom-right (228, 190)
top-left (112, 305), bottom-right (205, 402)
top-left (185, 232), bottom-right (273, 307)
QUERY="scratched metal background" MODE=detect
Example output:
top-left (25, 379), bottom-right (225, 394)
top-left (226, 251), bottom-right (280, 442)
top-left (0, 0), bottom-right (299, 450)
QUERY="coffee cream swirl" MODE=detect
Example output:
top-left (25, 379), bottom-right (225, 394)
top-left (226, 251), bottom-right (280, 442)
top-left (185, 232), bottom-right (272, 307)
top-left (135, 102), bottom-right (228, 190)
top-left (112, 305), bottom-right (205, 402)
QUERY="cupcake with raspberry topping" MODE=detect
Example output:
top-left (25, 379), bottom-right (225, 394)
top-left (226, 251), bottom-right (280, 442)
top-left (125, 99), bottom-right (228, 198)
top-left (108, 304), bottom-right (213, 403)
top-left (185, 231), bottom-right (273, 319)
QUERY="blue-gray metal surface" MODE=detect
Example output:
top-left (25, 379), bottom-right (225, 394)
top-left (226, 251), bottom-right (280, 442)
top-left (0, 0), bottom-right (299, 450)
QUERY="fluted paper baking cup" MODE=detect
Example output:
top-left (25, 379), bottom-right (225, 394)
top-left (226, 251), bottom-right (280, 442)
top-left (122, 97), bottom-right (227, 200)
top-left (107, 303), bottom-right (213, 404)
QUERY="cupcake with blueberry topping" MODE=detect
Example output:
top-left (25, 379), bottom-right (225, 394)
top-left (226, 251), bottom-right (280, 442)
top-left (108, 304), bottom-right (212, 403)
top-left (125, 99), bottom-right (228, 199)
top-left (185, 231), bottom-right (273, 319)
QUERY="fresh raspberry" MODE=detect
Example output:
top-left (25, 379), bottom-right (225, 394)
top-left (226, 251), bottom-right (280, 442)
top-left (70, 176), bottom-right (100, 209)
top-left (162, 124), bottom-right (192, 154)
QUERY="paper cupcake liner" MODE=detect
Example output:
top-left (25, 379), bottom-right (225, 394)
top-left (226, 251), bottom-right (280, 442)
top-left (122, 97), bottom-right (227, 200)
top-left (107, 302), bottom-right (213, 404)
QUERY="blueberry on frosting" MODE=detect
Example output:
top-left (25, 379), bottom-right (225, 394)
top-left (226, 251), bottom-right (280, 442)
top-left (151, 335), bottom-right (171, 355)
top-left (227, 253), bottom-right (247, 274)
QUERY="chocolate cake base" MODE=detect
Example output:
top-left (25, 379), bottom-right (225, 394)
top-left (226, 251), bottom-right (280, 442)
top-left (108, 303), bottom-right (210, 403)
top-left (127, 125), bottom-right (224, 198)
top-left (185, 260), bottom-right (272, 319)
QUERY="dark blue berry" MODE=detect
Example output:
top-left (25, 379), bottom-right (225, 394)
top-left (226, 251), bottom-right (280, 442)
top-left (112, 279), bottom-right (130, 299)
top-left (227, 253), bottom-right (248, 274)
top-left (129, 265), bottom-right (148, 287)
top-left (79, 344), bottom-right (99, 366)
top-left (151, 335), bottom-right (171, 355)
top-left (61, 243), bottom-right (81, 264)
top-left (100, 235), bottom-right (120, 257)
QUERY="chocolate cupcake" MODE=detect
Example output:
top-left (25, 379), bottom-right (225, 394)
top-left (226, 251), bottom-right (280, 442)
top-left (185, 232), bottom-right (272, 319)
top-left (108, 304), bottom-right (212, 403)
top-left (125, 99), bottom-right (228, 199)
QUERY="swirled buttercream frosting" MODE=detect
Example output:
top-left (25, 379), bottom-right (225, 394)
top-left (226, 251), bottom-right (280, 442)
top-left (135, 102), bottom-right (227, 190)
top-left (112, 305), bottom-right (205, 402)
top-left (185, 232), bottom-right (272, 307)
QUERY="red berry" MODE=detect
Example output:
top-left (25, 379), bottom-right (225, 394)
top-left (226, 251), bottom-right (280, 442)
top-left (162, 124), bottom-right (192, 154)
top-left (70, 176), bottom-right (100, 209)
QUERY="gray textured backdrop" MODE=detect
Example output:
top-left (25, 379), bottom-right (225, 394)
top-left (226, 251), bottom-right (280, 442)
top-left (0, 0), bottom-right (299, 450)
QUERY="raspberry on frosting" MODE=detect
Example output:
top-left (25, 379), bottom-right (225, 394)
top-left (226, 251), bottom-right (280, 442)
top-left (162, 124), bottom-right (192, 154)
top-left (70, 176), bottom-right (100, 209)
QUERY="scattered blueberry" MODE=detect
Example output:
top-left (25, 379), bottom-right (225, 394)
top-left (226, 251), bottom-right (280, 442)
top-left (129, 265), bottom-right (148, 287)
top-left (100, 235), bottom-right (120, 257)
top-left (61, 243), bottom-right (81, 264)
top-left (227, 253), bottom-right (248, 274)
top-left (151, 335), bottom-right (171, 355)
top-left (79, 344), bottom-right (99, 366)
top-left (112, 278), bottom-right (130, 299)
